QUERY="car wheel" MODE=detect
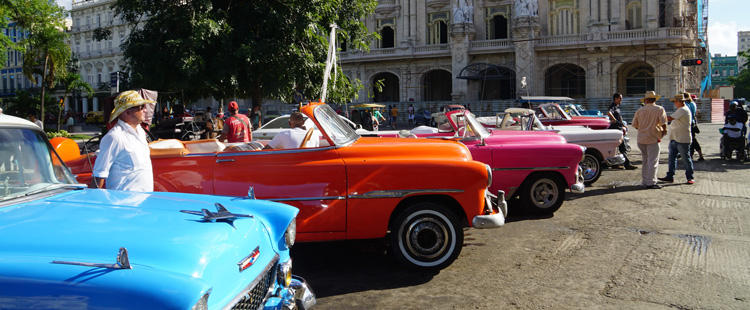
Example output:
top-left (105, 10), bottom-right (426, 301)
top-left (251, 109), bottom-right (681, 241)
top-left (519, 173), bottom-right (565, 215)
top-left (580, 153), bottom-right (602, 185)
top-left (390, 202), bottom-right (463, 270)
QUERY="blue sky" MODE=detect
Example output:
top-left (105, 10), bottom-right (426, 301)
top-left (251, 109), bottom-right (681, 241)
top-left (57, 0), bottom-right (749, 56)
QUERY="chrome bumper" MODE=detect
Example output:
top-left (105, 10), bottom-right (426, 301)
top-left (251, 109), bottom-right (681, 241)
top-left (277, 275), bottom-right (316, 310)
top-left (472, 190), bottom-right (507, 229)
top-left (571, 166), bottom-right (585, 194)
top-left (605, 154), bottom-right (625, 166)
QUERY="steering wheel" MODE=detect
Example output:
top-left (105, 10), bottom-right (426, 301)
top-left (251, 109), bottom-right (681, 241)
top-left (299, 128), bottom-right (314, 148)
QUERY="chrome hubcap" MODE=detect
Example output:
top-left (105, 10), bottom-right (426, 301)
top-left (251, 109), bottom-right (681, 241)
top-left (406, 218), bottom-right (447, 259)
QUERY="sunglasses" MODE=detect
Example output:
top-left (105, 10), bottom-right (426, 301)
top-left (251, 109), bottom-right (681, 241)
top-left (129, 105), bottom-right (148, 111)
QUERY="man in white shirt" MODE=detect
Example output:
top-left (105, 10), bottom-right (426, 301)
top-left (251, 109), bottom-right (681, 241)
top-left (28, 113), bottom-right (43, 130)
top-left (264, 112), bottom-right (320, 149)
top-left (658, 94), bottom-right (694, 184)
top-left (92, 90), bottom-right (155, 191)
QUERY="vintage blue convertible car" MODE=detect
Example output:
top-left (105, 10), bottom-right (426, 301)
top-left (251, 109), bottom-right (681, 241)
top-left (0, 114), bottom-right (315, 309)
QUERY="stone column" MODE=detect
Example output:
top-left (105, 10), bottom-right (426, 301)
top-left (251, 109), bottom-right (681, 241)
top-left (513, 15), bottom-right (541, 98)
top-left (645, 0), bottom-right (658, 28)
top-left (82, 97), bottom-right (89, 114)
top-left (450, 1), bottom-right (476, 102)
top-left (93, 96), bottom-right (99, 112)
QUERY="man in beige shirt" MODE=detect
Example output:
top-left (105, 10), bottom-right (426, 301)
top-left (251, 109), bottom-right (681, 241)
top-left (658, 94), bottom-right (695, 184)
top-left (632, 91), bottom-right (668, 189)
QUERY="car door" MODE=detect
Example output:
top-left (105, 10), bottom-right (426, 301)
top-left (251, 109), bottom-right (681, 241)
top-left (213, 147), bottom-right (348, 239)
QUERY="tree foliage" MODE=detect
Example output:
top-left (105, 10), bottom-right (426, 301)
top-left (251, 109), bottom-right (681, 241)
top-left (3, 0), bottom-right (71, 119)
top-left (113, 0), bottom-right (377, 106)
top-left (728, 50), bottom-right (750, 99)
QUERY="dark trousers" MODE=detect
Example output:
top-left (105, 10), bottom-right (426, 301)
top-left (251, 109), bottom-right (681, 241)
top-left (689, 125), bottom-right (701, 157)
top-left (618, 141), bottom-right (631, 166)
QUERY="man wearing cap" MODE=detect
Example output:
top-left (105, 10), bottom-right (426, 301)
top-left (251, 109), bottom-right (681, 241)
top-left (658, 94), bottom-right (695, 185)
top-left (92, 90), bottom-right (155, 191)
top-left (631, 91), bottom-right (668, 189)
top-left (217, 101), bottom-right (252, 143)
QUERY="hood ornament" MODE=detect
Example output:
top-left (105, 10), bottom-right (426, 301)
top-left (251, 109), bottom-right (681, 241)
top-left (181, 203), bottom-right (252, 228)
top-left (53, 247), bottom-right (132, 269)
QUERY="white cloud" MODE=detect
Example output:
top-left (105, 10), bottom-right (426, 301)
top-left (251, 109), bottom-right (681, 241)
top-left (708, 21), bottom-right (740, 56)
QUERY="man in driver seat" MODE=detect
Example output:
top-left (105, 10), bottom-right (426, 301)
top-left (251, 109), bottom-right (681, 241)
top-left (264, 112), bottom-right (320, 149)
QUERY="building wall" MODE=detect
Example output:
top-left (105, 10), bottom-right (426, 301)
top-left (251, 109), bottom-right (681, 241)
top-left (340, 0), bottom-right (704, 102)
top-left (710, 55), bottom-right (738, 87)
top-left (738, 31), bottom-right (750, 70)
top-left (1, 22), bottom-right (41, 98)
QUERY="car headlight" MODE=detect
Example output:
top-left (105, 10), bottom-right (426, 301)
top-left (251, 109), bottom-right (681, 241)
top-left (278, 260), bottom-right (293, 288)
top-left (485, 164), bottom-right (493, 187)
top-left (284, 218), bottom-right (296, 249)
top-left (190, 293), bottom-right (210, 310)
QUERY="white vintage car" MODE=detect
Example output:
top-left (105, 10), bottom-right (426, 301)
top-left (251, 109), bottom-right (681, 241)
top-left (253, 114), bottom-right (402, 140)
top-left (478, 108), bottom-right (625, 184)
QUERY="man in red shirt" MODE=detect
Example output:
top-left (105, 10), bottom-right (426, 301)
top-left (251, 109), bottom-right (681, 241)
top-left (217, 101), bottom-right (252, 143)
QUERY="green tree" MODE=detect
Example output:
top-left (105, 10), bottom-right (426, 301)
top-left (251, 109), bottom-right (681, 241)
top-left (112, 0), bottom-right (377, 108)
top-left (10, 0), bottom-right (71, 122)
top-left (57, 72), bottom-right (94, 131)
top-left (728, 50), bottom-right (750, 99)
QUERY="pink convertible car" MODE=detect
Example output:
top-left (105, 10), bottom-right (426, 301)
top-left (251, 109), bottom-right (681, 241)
top-left (382, 110), bottom-right (585, 215)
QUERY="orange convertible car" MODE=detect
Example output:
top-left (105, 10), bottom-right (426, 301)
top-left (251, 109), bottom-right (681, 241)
top-left (61, 101), bottom-right (506, 270)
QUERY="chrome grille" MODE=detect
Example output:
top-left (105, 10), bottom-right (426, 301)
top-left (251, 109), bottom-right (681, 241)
top-left (231, 267), bottom-right (274, 310)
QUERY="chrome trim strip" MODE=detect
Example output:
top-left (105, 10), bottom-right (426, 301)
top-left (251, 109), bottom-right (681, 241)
top-left (222, 254), bottom-right (279, 310)
top-left (267, 196), bottom-right (346, 202)
top-left (216, 146), bottom-right (336, 157)
top-left (493, 166), bottom-right (569, 171)
top-left (53, 247), bottom-right (132, 270)
top-left (348, 189), bottom-right (463, 199)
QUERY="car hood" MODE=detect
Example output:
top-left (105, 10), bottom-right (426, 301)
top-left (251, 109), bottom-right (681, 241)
top-left (486, 130), bottom-right (567, 144)
top-left (341, 136), bottom-right (474, 160)
top-left (0, 189), bottom-right (275, 281)
top-left (555, 128), bottom-right (623, 143)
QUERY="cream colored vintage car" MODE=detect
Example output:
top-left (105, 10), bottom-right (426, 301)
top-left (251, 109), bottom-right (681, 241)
top-left (478, 108), bottom-right (624, 184)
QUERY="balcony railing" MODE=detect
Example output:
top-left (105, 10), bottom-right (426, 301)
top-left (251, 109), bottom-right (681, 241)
top-left (340, 44), bottom-right (451, 62)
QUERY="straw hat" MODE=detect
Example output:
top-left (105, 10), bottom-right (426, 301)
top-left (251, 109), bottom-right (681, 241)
top-left (109, 90), bottom-right (156, 122)
top-left (669, 94), bottom-right (688, 102)
top-left (639, 91), bottom-right (661, 102)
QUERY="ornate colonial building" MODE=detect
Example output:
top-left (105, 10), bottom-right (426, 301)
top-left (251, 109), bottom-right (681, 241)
top-left (340, 0), bottom-right (708, 103)
top-left (64, 0), bottom-right (139, 114)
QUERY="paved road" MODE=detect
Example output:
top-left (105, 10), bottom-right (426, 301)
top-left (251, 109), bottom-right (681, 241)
top-left (291, 123), bottom-right (750, 310)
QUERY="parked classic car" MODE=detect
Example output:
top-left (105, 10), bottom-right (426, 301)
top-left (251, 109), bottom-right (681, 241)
top-left (0, 114), bottom-right (314, 309)
top-left (558, 102), bottom-right (605, 117)
top-left (534, 103), bottom-right (611, 129)
top-left (487, 108), bottom-right (625, 184)
top-left (62, 101), bottom-right (506, 270)
top-left (430, 104), bottom-right (465, 127)
top-left (382, 109), bottom-right (585, 215)
top-left (414, 108), bottom-right (432, 126)
top-left (85, 111), bottom-right (104, 124)
top-left (253, 114), bottom-right (369, 140)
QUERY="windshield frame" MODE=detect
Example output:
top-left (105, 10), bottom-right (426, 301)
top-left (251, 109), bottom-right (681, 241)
top-left (313, 104), bottom-right (359, 147)
top-left (0, 127), bottom-right (82, 201)
top-left (447, 111), bottom-right (490, 140)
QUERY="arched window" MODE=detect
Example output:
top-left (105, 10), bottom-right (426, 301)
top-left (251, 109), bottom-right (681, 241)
top-left (626, 0), bottom-right (643, 29)
top-left (377, 19), bottom-right (396, 48)
top-left (545, 64), bottom-right (586, 98)
top-left (485, 6), bottom-right (510, 40)
top-left (618, 62), bottom-right (654, 97)
top-left (423, 70), bottom-right (453, 101)
top-left (549, 0), bottom-right (580, 35)
top-left (428, 12), bottom-right (449, 45)
top-left (372, 72), bottom-right (400, 102)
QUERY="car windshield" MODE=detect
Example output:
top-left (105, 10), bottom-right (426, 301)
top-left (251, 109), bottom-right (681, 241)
top-left (313, 104), bottom-right (359, 146)
top-left (449, 112), bottom-right (490, 139)
top-left (560, 104), bottom-right (582, 116)
top-left (537, 105), bottom-right (571, 120)
top-left (0, 128), bottom-right (80, 201)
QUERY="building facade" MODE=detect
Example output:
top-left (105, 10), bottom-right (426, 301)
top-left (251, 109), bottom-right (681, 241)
top-left (63, 0), bottom-right (139, 114)
top-left (710, 54), bottom-right (737, 87)
top-left (340, 0), bottom-right (707, 103)
top-left (738, 30), bottom-right (750, 71)
top-left (1, 22), bottom-right (42, 100)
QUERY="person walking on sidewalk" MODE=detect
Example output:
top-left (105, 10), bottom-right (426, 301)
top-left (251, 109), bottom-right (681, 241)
top-left (607, 92), bottom-right (637, 170)
top-left (632, 91), bottom-right (668, 189)
top-left (683, 93), bottom-right (704, 161)
top-left (658, 94), bottom-right (695, 185)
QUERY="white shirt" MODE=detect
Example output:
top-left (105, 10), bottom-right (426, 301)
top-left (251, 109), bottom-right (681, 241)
top-left (93, 119), bottom-right (154, 191)
top-left (724, 122), bottom-right (743, 138)
top-left (33, 119), bottom-right (43, 129)
top-left (267, 127), bottom-right (320, 149)
top-left (668, 105), bottom-right (692, 144)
